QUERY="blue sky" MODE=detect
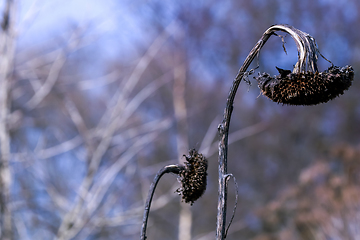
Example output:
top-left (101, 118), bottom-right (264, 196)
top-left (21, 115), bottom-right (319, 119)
top-left (11, 0), bottom-right (358, 80)
top-left (13, 0), bottom-right (151, 80)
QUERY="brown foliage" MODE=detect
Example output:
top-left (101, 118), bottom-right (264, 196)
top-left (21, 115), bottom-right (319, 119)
top-left (254, 143), bottom-right (360, 239)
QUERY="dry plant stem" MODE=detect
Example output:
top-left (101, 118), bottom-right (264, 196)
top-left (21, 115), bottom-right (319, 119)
top-left (216, 24), bottom-right (309, 239)
top-left (140, 165), bottom-right (185, 240)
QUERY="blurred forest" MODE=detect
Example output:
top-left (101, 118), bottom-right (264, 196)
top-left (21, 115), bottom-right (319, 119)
top-left (0, 0), bottom-right (360, 239)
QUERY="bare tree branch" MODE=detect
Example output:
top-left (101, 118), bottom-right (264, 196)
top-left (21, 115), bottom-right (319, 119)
top-left (57, 132), bottom-right (160, 240)
top-left (25, 25), bottom-right (97, 110)
top-left (25, 49), bottom-right (66, 109)
top-left (199, 116), bottom-right (221, 156)
top-left (173, 61), bottom-right (192, 240)
top-left (95, 22), bottom-right (176, 132)
top-left (0, 0), bottom-right (16, 239)
top-left (55, 54), bottom-right (173, 240)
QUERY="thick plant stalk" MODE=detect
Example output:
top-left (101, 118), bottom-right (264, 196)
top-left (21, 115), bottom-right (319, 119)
top-left (216, 25), bottom-right (288, 239)
top-left (216, 24), bottom-right (352, 239)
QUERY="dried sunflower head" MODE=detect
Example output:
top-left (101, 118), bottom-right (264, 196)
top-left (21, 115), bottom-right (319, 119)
top-left (255, 25), bottom-right (354, 105)
top-left (256, 65), bottom-right (354, 105)
top-left (176, 149), bottom-right (208, 205)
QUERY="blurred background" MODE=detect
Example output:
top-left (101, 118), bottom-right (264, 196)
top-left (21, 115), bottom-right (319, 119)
top-left (1, 0), bottom-right (360, 239)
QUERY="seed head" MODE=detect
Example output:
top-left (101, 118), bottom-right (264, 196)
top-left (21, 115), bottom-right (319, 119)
top-left (176, 149), bottom-right (208, 205)
top-left (256, 65), bottom-right (354, 105)
top-left (254, 25), bottom-right (354, 105)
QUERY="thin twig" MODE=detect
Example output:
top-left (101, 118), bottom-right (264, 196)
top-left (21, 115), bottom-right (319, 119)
top-left (55, 69), bottom-right (171, 240)
top-left (224, 174), bottom-right (239, 238)
top-left (57, 132), bottom-right (160, 240)
top-left (25, 49), bottom-right (66, 109)
top-left (95, 22), bottom-right (175, 133)
top-left (202, 121), bottom-right (267, 157)
top-left (199, 116), bottom-right (221, 156)
top-left (140, 165), bottom-right (185, 240)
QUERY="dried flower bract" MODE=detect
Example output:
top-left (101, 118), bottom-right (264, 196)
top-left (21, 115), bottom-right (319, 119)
top-left (176, 149), bottom-right (208, 205)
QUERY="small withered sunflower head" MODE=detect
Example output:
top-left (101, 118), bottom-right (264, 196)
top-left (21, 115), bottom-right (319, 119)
top-left (254, 25), bottom-right (354, 106)
top-left (176, 149), bottom-right (208, 205)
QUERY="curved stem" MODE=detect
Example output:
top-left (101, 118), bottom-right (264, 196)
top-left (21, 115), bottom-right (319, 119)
top-left (216, 24), bottom-right (312, 239)
top-left (140, 164), bottom-right (185, 240)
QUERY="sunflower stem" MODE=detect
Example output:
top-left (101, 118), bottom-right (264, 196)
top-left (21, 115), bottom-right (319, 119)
top-left (140, 165), bottom-right (185, 240)
top-left (216, 24), bottom-right (318, 239)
